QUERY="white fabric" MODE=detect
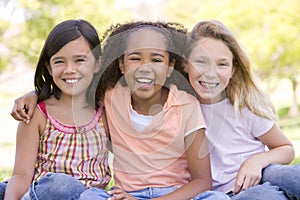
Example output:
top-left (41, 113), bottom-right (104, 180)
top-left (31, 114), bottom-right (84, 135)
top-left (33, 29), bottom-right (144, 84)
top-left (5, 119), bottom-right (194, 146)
top-left (130, 105), bottom-right (154, 132)
top-left (201, 98), bottom-right (274, 193)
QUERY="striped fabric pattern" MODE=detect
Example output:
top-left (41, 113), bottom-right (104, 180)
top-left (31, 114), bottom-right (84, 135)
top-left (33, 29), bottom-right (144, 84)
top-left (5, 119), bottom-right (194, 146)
top-left (34, 102), bottom-right (111, 189)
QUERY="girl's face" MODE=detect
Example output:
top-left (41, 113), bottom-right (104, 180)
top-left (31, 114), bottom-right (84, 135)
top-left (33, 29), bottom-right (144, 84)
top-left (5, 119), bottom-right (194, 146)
top-left (48, 36), bottom-right (99, 97)
top-left (187, 37), bottom-right (235, 104)
top-left (119, 29), bottom-right (174, 102)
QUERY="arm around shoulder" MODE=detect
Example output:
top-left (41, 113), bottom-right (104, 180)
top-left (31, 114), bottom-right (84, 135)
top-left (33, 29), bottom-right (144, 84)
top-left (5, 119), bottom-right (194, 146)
top-left (10, 90), bottom-right (38, 123)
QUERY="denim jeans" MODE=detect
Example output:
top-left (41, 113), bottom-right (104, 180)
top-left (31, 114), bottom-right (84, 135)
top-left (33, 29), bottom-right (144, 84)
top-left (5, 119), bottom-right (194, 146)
top-left (27, 173), bottom-right (86, 200)
top-left (0, 180), bottom-right (7, 199)
top-left (228, 163), bottom-right (300, 200)
top-left (228, 182), bottom-right (288, 200)
top-left (262, 164), bottom-right (300, 200)
top-left (78, 187), bottom-right (230, 200)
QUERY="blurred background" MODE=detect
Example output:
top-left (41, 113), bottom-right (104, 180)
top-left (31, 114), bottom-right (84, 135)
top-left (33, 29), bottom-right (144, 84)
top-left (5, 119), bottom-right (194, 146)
top-left (0, 0), bottom-right (299, 180)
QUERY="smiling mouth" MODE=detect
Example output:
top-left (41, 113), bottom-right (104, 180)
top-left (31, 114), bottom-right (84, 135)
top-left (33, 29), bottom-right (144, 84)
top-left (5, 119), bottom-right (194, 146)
top-left (200, 81), bottom-right (218, 89)
top-left (64, 78), bottom-right (80, 84)
top-left (136, 78), bottom-right (154, 88)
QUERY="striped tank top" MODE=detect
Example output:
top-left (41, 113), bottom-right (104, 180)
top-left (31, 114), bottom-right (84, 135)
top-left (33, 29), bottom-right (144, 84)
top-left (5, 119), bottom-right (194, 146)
top-left (34, 101), bottom-right (111, 189)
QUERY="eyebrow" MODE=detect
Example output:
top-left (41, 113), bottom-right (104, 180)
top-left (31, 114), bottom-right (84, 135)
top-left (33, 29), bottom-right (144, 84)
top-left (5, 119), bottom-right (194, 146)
top-left (51, 54), bottom-right (88, 60)
top-left (218, 57), bottom-right (231, 61)
top-left (127, 51), bottom-right (166, 58)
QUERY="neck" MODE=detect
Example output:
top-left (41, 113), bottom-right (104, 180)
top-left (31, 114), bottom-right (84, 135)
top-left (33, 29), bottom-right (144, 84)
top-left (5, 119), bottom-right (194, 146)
top-left (47, 94), bottom-right (95, 125)
top-left (132, 87), bottom-right (169, 116)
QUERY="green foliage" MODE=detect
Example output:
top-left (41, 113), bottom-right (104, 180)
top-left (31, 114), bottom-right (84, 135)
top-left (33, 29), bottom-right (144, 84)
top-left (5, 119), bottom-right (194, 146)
top-left (0, 58), bottom-right (9, 73)
top-left (0, 168), bottom-right (12, 182)
top-left (165, 0), bottom-right (300, 117)
top-left (12, 0), bottom-right (133, 65)
top-left (165, 0), bottom-right (300, 78)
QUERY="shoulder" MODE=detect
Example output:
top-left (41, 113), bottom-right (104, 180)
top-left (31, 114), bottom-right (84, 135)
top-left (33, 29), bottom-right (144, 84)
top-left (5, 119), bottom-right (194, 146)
top-left (169, 84), bottom-right (198, 105)
top-left (17, 102), bottom-right (47, 136)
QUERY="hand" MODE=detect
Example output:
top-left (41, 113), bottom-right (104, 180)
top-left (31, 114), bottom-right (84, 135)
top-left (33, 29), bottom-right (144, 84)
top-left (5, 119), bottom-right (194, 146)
top-left (10, 91), bottom-right (37, 123)
top-left (107, 188), bottom-right (137, 200)
top-left (233, 155), bottom-right (265, 194)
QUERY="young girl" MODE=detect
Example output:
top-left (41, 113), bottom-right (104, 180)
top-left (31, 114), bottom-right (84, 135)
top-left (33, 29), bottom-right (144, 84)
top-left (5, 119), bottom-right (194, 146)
top-left (9, 21), bottom-right (231, 200)
top-left (0, 19), bottom-right (111, 200)
top-left (184, 19), bottom-right (300, 200)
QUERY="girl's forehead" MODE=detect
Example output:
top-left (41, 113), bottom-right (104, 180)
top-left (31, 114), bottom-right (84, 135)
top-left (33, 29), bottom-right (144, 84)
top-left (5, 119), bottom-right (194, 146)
top-left (126, 28), bottom-right (168, 52)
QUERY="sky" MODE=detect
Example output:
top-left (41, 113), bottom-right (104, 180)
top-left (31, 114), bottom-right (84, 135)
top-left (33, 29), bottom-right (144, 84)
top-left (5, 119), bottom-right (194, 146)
top-left (1, 0), bottom-right (167, 23)
top-left (0, 0), bottom-right (24, 23)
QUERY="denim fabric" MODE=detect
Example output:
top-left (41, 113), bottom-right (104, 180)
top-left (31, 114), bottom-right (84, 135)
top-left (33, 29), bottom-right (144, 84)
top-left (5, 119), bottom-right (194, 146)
top-left (79, 187), bottom-right (230, 200)
top-left (262, 164), bottom-right (300, 200)
top-left (28, 173), bottom-right (86, 200)
top-left (229, 182), bottom-right (288, 200)
top-left (0, 181), bottom-right (7, 199)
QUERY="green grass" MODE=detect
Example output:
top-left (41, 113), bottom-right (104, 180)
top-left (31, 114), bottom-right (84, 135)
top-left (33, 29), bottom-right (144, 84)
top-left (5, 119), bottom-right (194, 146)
top-left (0, 168), bottom-right (12, 182)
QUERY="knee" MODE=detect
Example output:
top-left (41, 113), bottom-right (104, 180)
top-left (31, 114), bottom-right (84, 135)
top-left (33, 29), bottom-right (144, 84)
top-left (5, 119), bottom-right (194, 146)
top-left (195, 190), bottom-right (230, 200)
top-left (79, 188), bottom-right (110, 200)
top-left (32, 173), bottom-right (86, 198)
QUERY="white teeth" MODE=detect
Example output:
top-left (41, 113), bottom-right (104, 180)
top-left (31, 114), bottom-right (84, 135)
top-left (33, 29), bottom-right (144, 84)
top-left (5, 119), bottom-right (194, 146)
top-left (65, 79), bottom-right (79, 84)
top-left (136, 78), bottom-right (152, 84)
top-left (200, 82), bottom-right (218, 89)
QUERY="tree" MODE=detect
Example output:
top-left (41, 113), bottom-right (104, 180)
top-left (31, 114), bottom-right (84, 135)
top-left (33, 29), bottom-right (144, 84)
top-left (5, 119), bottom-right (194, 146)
top-left (165, 0), bottom-right (300, 117)
top-left (10, 0), bottom-right (132, 64)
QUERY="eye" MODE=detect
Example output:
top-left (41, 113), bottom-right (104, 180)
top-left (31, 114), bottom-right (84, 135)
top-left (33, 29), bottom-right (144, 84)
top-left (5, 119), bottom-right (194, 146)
top-left (75, 57), bottom-right (87, 63)
top-left (218, 62), bottom-right (230, 68)
top-left (196, 59), bottom-right (207, 64)
top-left (152, 58), bottom-right (163, 63)
top-left (128, 55), bottom-right (140, 61)
top-left (52, 60), bottom-right (64, 65)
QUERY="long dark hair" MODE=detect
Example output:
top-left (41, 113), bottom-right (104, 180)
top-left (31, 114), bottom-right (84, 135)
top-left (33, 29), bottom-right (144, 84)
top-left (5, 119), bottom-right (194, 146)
top-left (34, 19), bottom-right (102, 109)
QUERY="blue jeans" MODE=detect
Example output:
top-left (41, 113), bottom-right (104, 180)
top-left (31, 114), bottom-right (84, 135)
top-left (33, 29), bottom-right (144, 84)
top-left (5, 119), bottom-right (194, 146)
top-left (78, 187), bottom-right (230, 200)
top-left (229, 182), bottom-right (288, 200)
top-left (26, 173), bottom-right (86, 200)
top-left (262, 164), bottom-right (300, 200)
top-left (228, 163), bottom-right (300, 200)
top-left (0, 180), bottom-right (7, 199)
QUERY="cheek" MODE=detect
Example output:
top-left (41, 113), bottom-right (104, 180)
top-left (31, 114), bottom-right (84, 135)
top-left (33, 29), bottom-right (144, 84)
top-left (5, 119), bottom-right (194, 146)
top-left (218, 70), bottom-right (233, 85)
top-left (188, 67), bottom-right (201, 81)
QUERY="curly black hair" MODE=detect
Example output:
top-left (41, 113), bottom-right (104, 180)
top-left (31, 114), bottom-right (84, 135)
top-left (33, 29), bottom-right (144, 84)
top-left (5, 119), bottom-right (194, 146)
top-left (96, 21), bottom-right (194, 102)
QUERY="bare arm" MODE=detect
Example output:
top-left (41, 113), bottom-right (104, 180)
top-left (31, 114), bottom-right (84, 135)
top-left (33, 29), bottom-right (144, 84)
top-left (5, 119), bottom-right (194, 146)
top-left (10, 91), bottom-right (38, 123)
top-left (4, 107), bottom-right (43, 200)
top-left (233, 123), bottom-right (294, 193)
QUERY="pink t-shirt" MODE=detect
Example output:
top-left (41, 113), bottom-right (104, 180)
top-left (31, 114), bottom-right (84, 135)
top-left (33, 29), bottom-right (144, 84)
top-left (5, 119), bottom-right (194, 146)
top-left (105, 83), bottom-right (206, 191)
top-left (201, 98), bottom-right (274, 193)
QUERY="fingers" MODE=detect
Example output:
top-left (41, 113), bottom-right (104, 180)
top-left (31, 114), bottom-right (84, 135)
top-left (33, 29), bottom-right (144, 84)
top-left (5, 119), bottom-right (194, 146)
top-left (233, 174), bottom-right (244, 194)
top-left (233, 173), bottom-right (261, 194)
top-left (26, 103), bottom-right (35, 121)
top-left (107, 189), bottom-right (136, 200)
top-left (11, 99), bottom-right (30, 123)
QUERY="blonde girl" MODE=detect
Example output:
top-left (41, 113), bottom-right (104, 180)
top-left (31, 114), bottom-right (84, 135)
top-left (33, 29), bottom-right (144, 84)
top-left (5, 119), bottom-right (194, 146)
top-left (184, 19), bottom-right (299, 200)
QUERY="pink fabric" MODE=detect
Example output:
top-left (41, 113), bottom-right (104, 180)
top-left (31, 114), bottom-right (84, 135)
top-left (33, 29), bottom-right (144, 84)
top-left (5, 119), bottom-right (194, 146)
top-left (105, 83), bottom-right (206, 191)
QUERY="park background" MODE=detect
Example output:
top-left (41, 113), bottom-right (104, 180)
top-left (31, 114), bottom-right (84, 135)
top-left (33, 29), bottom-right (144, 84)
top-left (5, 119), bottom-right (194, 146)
top-left (0, 0), bottom-right (299, 180)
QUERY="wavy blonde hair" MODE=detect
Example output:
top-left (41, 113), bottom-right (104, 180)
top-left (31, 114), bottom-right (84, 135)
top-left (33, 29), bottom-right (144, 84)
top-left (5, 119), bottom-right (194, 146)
top-left (189, 19), bottom-right (276, 120)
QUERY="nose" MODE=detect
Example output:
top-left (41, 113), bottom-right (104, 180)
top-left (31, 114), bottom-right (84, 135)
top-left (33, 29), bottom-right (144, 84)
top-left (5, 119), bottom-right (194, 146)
top-left (63, 61), bottom-right (77, 73)
top-left (203, 62), bottom-right (218, 78)
top-left (137, 62), bottom-right (152, 73)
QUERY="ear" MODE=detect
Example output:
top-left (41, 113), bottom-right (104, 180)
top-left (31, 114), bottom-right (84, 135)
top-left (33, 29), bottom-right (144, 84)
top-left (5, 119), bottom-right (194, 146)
top-left (167, 59), bottom-right (175, 77)
top-left (118, 58), bottom-right (125, 74)
top-left (46, 62), bottom-right (52, 76)
top-left (182, 59), bottom-right (189, 74)
top-left (94, 56), bottom-right (102, 73)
